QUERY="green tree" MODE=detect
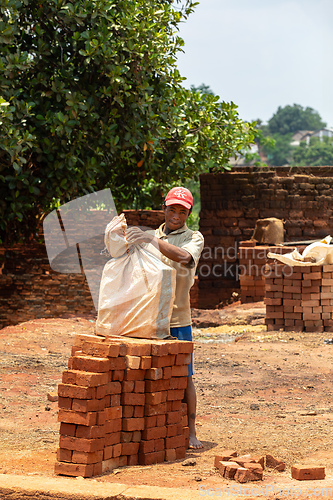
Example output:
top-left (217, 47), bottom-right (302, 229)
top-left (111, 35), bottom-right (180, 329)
top-left (292, 137), bottom-right (333, 166)
top-left (268, 104), bottom-right (326, 135)
top-left (0, 0), bottom-right (257, 243)
top-left (262, 133), bottom-right (293, 166)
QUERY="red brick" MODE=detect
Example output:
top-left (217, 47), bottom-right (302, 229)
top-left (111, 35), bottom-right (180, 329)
top-left (139, 440), bottom-right (155, 454)
top-left (151, 355), bottom-right (176, 368)
top-left (134, 380), bottom-right (145, 393)
top-left (145, 416), bottom-right (157, 428)
top-left (122, 380), bottom-right (135, 393)
top-left (126, 341), bottom-right (152, 357)
top-left (264, 297), bottom-right (282, 306)
top-left (144, 403), bottom-right (167, 416)
top-left (57, 448), bottom-right (72, 462)
top-left (175, 446), bottom-right (186, 459)
top-left (72, 450), bottom-right (104, 464)
top-left (62, 370), bottom-right (79, 384)
top-left (145, 392), bottom-right (165, 405)
top-left (55, 461), bottom-right (94, 478)
top-left (103, 445), bottom-right (114, 460)
top-left (58, 396), bottom-right (73, 410)
top-left (165, 435), bottom-right (185, 449)
top-left (109, 357), bottom-right (127, 370)
top-left (266, 454), bottom-right (285, 471)
top-left (138, 450), bottom-right (165, 465)
top-left (140, 356), bottom-right (152, 370)
top-left (60, 422), bottom-right (76, 437)
top-left (123, 369), bottom-right (145, 381)
top-left (58, 409), bottom-right (97, 427)
top-left (104, 418), bottom-right (122, 434)
top-left (167, 389), bottom-right (185, 401)
top-left (167, 423), bottom-right (183, 437)
top-left (58, 383), bottom-right (95, 400)
top-left (75, 425), bottom-right (106, 439)
top-left (224, 462), bottom-right (241, 479)
top-left (110, 394), bottom-right (121, 406)
top-left (151, 343), bottom-right (170, 356)
top-left (113, 442), bottom-right (122, 457)
top-left (291, 466), bottom-right (325, 480)
top-left (166, 411), bottom-right (181, 424)
top-left (126, 355), bottom-right (141, 369)
top-left (142, 426), bottom-right (167, 440)
top-left (214, 451), bottom-right (238, 468)
top-left (127, 454), bottom-right (138, 466)
top-left (163, 366), bottom-right (172, 379)
top-left (70, 355), bottom-right (111, 373)
top-left (102, 457), bottom-right (120, 474)
top-left (171, 365), bottom-right (189, 377)
top-left (176, 341), bottom-right (193, 354)
top-left (133, 405), bottom-right (144, 418)
top-left (121, 442), bottom-right (140, 455)
top-left (105, 406), bottom-right (122, 420)
top-left (145, 379), bottom-right (169, 392)
top-left (234, 467), bottom-right (259, 483)
top-left (121, 393), bottom-right (145, 406)
top-left (156, 414), bottom-right (166, 426)
top-left (145, 368), bottom-right (163, 380)
top-left (112, 370), bottom-right (125, 381)
top-left (72, 398), bottom-right (105, 413)
top-left (81, 341), bottom-right (120, 358)
top-left (104, 432), bottom-right (121, 446)
top-left (77, 371), bottom-right (109, 387)
top-left (59, 435), bottom-right (105, 453)
top-left (96, 409), bottom-right (106, 426)
top-left (165, 448), bottom-right (177, 461)
top-left (122, 417), bottom-right (145, 432)
top-left (122, 405), bottom-right (134, 418)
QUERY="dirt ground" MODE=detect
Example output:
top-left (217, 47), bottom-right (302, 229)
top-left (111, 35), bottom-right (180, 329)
top-left (0, 301), bottom-right (333, 498)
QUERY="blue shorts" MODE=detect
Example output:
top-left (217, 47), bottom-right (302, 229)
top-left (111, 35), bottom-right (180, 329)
top-left (170, 325), bottom-right (193, 377)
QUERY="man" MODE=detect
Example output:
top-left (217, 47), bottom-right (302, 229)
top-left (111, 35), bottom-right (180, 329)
top-left (126, 187), bottom-right (204, 449)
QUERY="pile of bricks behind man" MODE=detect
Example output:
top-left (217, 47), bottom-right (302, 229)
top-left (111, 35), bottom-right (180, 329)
top-left (199, 167), bottom-right (333, 308)
top-left (265, 261), bottom-right (333, 332)
top-left (55, 334), bottom-right (192, 478)
top-left (238, 241), bottom-right (292, 303)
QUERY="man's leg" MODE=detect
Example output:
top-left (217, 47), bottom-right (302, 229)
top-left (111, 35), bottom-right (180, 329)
top-left (170, 325), bottom-right (203, 450)
top-left (185, 375), bottom-right (203, 449)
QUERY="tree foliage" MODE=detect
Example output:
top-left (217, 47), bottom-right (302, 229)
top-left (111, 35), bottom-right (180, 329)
top-left (292, 137), bottom-right (333, 166)
top-left (0, 0), bottom-right (257, 243)
top-left (268, 104), bottom-right (326, 135)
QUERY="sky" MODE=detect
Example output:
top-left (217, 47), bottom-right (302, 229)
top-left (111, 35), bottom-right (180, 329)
top-left (176, 0), bottom-right (333, 127)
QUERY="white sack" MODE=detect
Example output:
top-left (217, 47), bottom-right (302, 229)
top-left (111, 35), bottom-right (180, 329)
top-left (96, 215), bottom-right (176, 339)
top-left (267, 236), bottom-right (333, 266)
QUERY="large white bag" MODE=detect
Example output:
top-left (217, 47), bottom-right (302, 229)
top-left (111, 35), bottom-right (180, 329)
top-left (95, 214), bottom-right (176, 339)
top-left (268, 236), bottom-right (333, 266)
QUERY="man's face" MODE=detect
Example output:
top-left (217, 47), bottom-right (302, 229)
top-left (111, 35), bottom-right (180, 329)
top-left (163, 204), bottom-right (190, 232)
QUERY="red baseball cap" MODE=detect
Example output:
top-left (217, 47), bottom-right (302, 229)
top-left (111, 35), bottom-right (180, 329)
top-left (164, 187), bottom-right (193, 210)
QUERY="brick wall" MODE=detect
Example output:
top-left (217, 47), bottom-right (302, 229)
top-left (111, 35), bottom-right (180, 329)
top-left (198, 166), bottom-right (333, 308)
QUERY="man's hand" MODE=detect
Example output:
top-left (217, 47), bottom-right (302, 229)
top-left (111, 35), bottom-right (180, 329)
top-left (126, 227), bottom-right (154, 245)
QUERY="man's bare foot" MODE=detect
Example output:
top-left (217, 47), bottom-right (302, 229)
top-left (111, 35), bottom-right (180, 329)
top-left (188, 434), bottom-right (204, 449)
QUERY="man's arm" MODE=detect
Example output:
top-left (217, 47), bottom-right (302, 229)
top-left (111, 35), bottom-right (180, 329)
top-left (125, 227), bottom-right (192, 265)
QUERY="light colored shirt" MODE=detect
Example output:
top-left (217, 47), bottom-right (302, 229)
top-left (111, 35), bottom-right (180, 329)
top-left (154, 223), bottom-right (204, 328)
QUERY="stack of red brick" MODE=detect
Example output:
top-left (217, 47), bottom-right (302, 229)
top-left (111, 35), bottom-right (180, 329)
top-left (238, 242), bottom-right (289, 303)
top-left (265, 262), bottom-right (333, 332)
top-left (55, 334), bottom-right (191, 478)
top-left (214, 450), bottom-right (285, 483)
